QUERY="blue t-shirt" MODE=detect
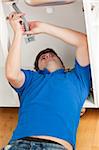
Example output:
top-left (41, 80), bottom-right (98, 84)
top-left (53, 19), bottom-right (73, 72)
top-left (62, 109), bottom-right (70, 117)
top-left (9, 59), bottom-right (91, 150)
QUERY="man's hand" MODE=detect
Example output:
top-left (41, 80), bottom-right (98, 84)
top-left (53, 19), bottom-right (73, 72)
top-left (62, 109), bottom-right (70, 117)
top-left (24, 21), bottom-right (45, 35)
top-left (7, 12), bottom-right (25, 35)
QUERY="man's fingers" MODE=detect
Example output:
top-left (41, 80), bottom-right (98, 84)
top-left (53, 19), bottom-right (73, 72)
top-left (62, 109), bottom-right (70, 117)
top-left (8, 12), bottom-right (19, 19)
top-left (18, 18), bottom-right (24, 23)
top-left (15, 13), bottom-right (25, 18)
top-left (6, 12), bottom-right (25, 20)
top-left (24, 31), bottom-right (32, 35)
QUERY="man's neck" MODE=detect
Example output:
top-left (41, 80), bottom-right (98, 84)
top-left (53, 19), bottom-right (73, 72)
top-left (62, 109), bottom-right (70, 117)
top-left (46, 67), bottom-right (63, 73)
top-left (46, 61), bottom-right (64, 72)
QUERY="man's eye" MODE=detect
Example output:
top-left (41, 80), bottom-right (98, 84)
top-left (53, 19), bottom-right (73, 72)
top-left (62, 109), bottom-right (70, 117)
top-left (42, 57), bottom-right (45, 59)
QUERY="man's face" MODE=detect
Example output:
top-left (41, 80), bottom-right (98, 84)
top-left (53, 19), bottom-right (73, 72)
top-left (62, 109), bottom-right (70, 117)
top-left (38, 52), bottom-right (64, 70)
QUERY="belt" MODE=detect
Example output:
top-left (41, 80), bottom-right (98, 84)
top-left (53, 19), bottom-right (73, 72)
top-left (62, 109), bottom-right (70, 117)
top-left (20, 137), bottom-right (63, 146)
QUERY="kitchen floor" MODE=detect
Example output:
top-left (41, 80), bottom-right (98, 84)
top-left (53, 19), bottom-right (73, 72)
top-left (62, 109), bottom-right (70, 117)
top-left (0, 108), bottom-right (99, 150)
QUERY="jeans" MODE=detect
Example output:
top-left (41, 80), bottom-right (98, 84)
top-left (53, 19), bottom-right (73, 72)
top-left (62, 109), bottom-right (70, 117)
top-left (2, 138), bottom-right (67, 150)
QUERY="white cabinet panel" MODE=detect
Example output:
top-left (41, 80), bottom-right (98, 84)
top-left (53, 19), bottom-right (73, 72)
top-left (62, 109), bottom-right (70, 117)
top-left (83, 0), bottom-right (99, 107)
top-left (0, 2), bottom-right (9, 64)
top-left (0, 67), bottom-right (19, 107)
top-left (0, 2), bottom-right (19, 107)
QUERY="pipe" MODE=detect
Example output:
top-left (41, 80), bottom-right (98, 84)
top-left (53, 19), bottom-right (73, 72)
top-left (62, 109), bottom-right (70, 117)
top-left (24, 0), bottom-right (76, 6)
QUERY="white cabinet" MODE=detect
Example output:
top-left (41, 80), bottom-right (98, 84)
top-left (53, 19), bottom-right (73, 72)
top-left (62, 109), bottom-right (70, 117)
top-left (83, 0), bottom-right (99, 108)
top-left (0, 0), bottom-right (99, 107)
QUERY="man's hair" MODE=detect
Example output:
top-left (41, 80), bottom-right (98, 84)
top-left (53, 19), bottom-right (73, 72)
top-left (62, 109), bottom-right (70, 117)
top-left (34, 48), bottom-right (65, 71)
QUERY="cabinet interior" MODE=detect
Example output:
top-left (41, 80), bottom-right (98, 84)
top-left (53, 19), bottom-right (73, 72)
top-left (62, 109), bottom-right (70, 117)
top-left (0, 0), bottom-right (96, 107)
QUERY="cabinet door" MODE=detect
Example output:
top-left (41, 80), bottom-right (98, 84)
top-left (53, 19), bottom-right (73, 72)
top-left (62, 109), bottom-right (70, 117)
top-left (0, 2), bottom-right (20, 107)
top-left (0, 68), bottom-right (20, 107)
top-left (83, 0), bottom-right (99, 108)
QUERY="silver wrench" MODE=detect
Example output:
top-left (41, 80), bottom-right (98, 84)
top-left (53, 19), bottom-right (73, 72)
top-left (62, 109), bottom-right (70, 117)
top-left (12, 3), bottom-right (35, 43)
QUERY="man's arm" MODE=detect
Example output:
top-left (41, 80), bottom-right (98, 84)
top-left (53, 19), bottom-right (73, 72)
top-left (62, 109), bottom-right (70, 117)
top-left (5, 12), bottom-right (25, 88)
top-left (41, 23), bottom-right (90, 67)
top-left (26, 22), bottom-right (89, 67)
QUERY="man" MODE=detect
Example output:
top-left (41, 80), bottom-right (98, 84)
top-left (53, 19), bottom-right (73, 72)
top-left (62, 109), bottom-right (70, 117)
top-left (4, 12), bottom-right (91, 150)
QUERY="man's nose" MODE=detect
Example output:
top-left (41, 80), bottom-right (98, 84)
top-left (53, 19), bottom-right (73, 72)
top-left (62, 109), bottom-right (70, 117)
top-left (45, 53), bottom-right (52, 59)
